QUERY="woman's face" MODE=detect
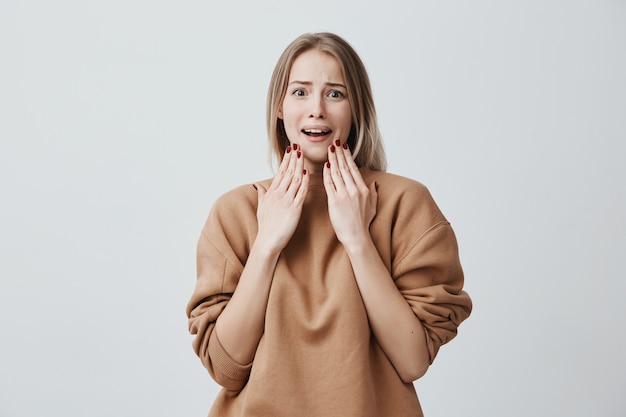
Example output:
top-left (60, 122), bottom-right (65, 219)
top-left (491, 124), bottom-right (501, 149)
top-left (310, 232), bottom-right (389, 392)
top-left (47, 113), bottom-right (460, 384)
top-left (279, 49), bottom-right (352, 174)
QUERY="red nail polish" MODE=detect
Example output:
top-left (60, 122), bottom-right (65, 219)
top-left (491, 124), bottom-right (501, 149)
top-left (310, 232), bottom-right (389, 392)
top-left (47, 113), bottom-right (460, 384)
top-left (303, 169), bottom-right (307, 175)
top-left (286, 145), bottom-right (291, 153)
top-left (335, 139), bottom-right (340, 146)
top-left (292, 143), bottom-right (298, 151)
top-left (297, 151), bottom-right (302, 158)
top-left (326, 161), bottom-right (330, 168)
top-left (330, 145), bottom-right (335, 153)
top-left (342, 143), bottom-right (348, 149)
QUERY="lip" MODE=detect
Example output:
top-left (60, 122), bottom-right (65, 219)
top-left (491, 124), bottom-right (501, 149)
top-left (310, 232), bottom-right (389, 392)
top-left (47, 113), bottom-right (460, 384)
top-left (303, 134), bottom-right (332, 143)
top-left (301, 125), bottom-right (333, 143)
top-left (302, 124), bottom-right (332, 131)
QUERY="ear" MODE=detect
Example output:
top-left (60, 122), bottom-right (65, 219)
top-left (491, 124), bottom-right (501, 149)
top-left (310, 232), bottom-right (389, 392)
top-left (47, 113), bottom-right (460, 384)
top-left (277, 106), bottom-right (283, 119)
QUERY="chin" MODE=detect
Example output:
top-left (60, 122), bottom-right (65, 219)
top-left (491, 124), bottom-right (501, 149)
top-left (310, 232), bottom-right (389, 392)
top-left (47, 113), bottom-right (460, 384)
top-left (300, 146), bottom-right (328, 161)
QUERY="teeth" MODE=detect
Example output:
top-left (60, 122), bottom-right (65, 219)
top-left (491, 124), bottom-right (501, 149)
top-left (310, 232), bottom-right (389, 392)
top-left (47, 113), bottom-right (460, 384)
top-left (304, 129), bottom-right (329, 134)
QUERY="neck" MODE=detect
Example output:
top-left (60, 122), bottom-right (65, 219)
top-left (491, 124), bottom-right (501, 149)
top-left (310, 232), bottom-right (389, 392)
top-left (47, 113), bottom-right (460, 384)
top-left (304, 161), bottom-right (326, 175)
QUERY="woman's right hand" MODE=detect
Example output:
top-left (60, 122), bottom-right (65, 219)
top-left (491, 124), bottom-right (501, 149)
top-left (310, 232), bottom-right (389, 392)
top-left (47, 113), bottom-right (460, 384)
top-left (253, 144), bottom-right (309, 253)
top-left (214, 145), bottom-right (308, 367)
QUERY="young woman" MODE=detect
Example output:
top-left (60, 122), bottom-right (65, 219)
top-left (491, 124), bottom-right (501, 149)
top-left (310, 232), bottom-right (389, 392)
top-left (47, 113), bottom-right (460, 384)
top-left (186, 32), bottom-right (472, 417)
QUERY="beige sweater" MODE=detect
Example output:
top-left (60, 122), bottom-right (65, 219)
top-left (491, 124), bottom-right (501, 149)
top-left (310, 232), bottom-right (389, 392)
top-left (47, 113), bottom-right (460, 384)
top-left (187, 168), bottom-right (472, 417)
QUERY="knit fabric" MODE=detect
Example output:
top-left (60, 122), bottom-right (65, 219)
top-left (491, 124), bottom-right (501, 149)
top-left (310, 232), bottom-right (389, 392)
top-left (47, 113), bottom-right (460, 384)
top-left (187, 168), bottom-right (472, 417)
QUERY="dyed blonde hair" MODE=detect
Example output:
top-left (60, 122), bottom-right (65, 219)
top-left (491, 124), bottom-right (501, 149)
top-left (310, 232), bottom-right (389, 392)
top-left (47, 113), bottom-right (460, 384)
top-left (266, 32), bottom-right (387, 171)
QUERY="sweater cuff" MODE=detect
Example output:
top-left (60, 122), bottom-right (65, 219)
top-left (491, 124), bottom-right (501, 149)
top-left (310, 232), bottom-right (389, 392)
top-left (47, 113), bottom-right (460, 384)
top-left (209, 330), bottom-right (253, 385)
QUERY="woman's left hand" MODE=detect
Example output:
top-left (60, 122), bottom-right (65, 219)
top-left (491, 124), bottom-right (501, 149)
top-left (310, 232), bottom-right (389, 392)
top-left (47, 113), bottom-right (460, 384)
top-left (324, 140), bottom-right (431, 383)
top-left (323, 140), bottom-right (378, 249)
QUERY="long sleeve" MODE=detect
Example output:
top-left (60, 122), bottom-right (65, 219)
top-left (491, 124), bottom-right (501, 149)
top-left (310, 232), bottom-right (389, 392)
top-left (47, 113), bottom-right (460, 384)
top-left (393, 220), bottom-right (472, 363)
top-left (186, 186), bottom-right (259, 391)
top-left (367, 171), bottom-right (472, 364)
top-left (186, 171), bottom-right (471, 417)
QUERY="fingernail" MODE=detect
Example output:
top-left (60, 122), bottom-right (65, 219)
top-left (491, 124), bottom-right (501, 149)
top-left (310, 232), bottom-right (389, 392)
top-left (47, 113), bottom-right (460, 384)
top-left (286, 145), bottom-right (291, 153)
top-left (335, 139), bottom-right (340, 146)
top-left (303, 169), bottom-right (307, 175)
top-left (292, 143), bottom-right (298, 151)
top-left (297, 151), bottom-right (302, 158)
top-left (252, 184), bottom-right (258, 190)
top-left (326, 161), bottom-right (330, 168)
top-left (342, 143), bottom-right (348, 150)
top-left (330, 145), bottom-right (335, 153)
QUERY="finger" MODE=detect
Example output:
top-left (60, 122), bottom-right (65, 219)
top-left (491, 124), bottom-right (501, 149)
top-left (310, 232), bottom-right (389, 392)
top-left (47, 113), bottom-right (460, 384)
top-left (369, 180), bottom-right (378, 208)
top-left (253, 182), bottom-right (267, 199)
top-left (334, 140), bottom-right (359, 192)
top-left (323, 160), bottom-right (336, 196)
top-left (286, 148), bottom-right (305, 197)
top-left (341, 141), bottom-right (370, 192)
top-left (327, 143), bottom-right (346, 194)
top-left (293, 166), bottom-right (310, 205)
top-left (269, 146), bottom-right (293, 191)
top-left (277, 147), bottom-right (299, 191)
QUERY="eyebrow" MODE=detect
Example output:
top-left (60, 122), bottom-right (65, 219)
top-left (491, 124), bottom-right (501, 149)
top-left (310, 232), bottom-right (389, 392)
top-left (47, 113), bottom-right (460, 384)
top-left (288, 80), bottom-right (347, 89)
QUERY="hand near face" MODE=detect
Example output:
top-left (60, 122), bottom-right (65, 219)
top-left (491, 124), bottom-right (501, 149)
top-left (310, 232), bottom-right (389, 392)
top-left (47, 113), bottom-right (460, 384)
top-left (323, 141), bottom-right (378, 249)
top-left (253, 145), bottom-right (309, 253)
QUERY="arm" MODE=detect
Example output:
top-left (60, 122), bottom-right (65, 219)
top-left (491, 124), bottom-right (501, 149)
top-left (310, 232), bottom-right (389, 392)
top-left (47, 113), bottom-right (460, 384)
top-left (324, 141), bottom-right (430, 383)
top-left (343, 237), bottom-right (431, 382)
top-left (214, 146), bottom-right (309, 365)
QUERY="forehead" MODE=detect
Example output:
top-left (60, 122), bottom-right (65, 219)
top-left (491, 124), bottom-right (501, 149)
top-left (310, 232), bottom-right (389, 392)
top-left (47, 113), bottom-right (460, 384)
top-left (288, 49), bottom-right (345, 83)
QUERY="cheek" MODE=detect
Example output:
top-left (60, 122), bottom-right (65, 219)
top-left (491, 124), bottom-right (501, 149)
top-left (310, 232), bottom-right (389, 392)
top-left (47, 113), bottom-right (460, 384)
top-left (280, 101), bottom-right (298, 125)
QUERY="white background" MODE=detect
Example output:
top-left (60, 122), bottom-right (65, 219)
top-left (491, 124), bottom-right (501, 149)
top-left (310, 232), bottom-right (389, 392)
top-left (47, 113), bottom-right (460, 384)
top-left (1, 1), bottom-right (625, 416)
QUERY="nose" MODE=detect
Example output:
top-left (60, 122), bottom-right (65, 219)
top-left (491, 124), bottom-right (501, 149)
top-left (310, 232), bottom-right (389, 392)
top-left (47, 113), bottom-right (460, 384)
top-left (309, 95), bottom-right (325, 119)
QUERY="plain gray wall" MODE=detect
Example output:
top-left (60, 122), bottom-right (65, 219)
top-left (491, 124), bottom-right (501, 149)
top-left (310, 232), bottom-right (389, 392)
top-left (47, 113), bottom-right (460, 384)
top-left (1, 0), bottom-right (624, 416)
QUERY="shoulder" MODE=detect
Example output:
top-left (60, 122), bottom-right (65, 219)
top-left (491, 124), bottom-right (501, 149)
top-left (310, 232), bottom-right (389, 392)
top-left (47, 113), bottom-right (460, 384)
top-left (212, 183), bottom-right (256, 212)
top-left (362, 169), bottom-right (441, 213)
top-left (211, 177), bottom-right (273, 211)
top-left (362, 169), bottom-right (448, 240)
top-left (365, 169), bottom-right (430, 194)
top-left (203, 179), bottom-right (269, 234)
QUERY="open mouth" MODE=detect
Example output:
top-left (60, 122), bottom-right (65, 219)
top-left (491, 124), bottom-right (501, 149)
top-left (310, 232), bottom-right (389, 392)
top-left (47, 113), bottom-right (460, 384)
top-left (302, 129), bottom-right (332, 137)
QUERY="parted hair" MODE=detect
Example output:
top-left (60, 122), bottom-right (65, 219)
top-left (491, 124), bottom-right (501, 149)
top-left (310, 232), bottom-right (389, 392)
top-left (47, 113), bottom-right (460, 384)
top-left (266, 32), bottom-right (387, 171)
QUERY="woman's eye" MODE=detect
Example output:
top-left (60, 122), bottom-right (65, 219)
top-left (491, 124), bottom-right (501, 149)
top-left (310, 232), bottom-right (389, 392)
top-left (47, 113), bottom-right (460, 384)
top-left (328, 90), bottom-right (344, 99)
top-left (292, 89), bottom-right (306, 97)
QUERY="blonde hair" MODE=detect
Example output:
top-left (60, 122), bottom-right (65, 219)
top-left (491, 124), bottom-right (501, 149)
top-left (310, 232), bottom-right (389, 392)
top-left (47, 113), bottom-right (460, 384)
top-left (266, 32), bottom-right (387, 171)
